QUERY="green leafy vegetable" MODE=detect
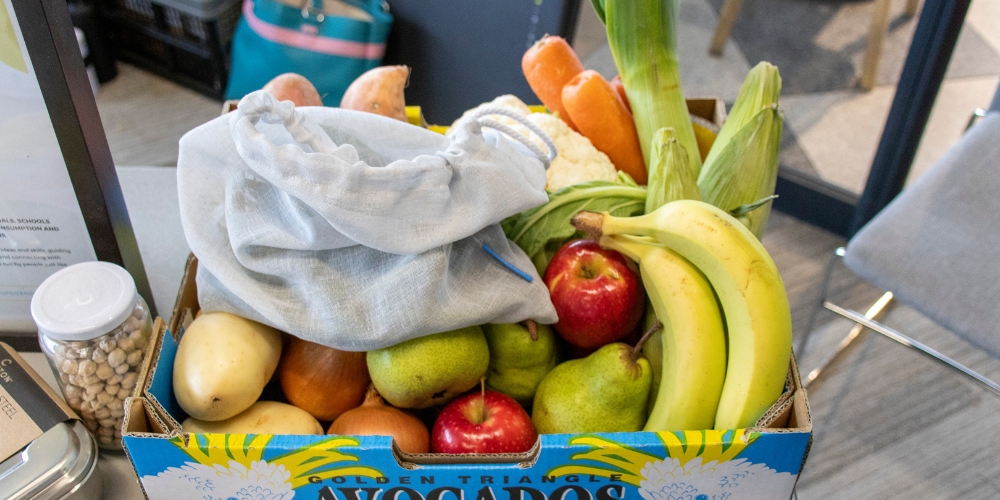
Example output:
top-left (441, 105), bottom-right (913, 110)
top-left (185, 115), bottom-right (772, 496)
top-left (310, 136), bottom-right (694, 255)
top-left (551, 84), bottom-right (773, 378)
top-left (503, 174), bottom-right (646, 274)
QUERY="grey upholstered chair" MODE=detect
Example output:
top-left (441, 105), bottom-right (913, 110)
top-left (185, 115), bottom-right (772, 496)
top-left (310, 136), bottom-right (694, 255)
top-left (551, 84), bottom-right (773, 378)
top-left (804, 86), bottom-right (1000, 394)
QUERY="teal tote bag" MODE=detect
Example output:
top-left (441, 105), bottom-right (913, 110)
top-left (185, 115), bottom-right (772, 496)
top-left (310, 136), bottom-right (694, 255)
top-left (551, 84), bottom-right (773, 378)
top-left (225, 0), bottom-right (392, 106)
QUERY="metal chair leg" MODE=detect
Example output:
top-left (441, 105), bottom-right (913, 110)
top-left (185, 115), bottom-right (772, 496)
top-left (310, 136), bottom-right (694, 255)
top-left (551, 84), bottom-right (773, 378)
top-left (825, 302), bottom-right (1000, 396)
top-left (804, 292), bottom-right (893, 388)
top-left (799, 247), bottom-right (845, 356)
top-left (965, 108), bottom-right (988, 132)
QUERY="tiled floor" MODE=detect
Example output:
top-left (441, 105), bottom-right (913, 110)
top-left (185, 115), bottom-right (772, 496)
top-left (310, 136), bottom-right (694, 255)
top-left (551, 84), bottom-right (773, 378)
top-left (782, 74), bottom-right (1000, 193)
top-left (96, 64), bottom-right (220, 167)
top-left (969, 0), bottom-right (1000, 55)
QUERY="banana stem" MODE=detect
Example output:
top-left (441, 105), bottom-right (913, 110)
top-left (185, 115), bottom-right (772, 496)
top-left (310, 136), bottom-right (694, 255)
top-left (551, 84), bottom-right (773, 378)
top-left (571, 211), bottom-right (606, 240)
top-left (631, 320), bottom-right (663, 360)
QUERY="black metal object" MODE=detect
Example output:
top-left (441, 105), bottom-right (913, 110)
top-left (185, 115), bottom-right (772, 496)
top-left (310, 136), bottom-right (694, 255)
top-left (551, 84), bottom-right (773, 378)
top-left (9, 0), bottom-right (155, 318)
top-left (382, 0), bottom-right (584, 125)
top-left (2, 335), bottom-right (46, 353)
top-left (774, 167), bottom-right (859, 237)
top-left (98, 0), bottom-right (241, 99)
top-left (67, 0), bottom-right (118, 82)
top-left (850, 0), bottom-right (971, 235)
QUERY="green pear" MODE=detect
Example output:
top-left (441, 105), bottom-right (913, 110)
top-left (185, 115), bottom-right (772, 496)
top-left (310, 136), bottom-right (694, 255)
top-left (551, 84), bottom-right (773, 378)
top-left (367, 326), bottom-right (489, 409)
top-left (483, 322), bottom-right (559, 405)
top-left (532, 342), bottom-right (651, 434)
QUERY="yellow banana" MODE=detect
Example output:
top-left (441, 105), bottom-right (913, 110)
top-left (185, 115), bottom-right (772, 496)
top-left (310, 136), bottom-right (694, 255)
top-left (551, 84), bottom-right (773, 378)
top-left (601, 235), bottom-right (727, 431)
top-left (573, 199), bottom-right (792, 429)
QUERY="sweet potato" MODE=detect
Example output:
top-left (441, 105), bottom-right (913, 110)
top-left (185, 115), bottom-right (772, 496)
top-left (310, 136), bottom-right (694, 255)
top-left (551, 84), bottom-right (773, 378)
top-left (340, 65), bottom-right (410, 122)
top-left (262, 73), bottom-right (323, 107)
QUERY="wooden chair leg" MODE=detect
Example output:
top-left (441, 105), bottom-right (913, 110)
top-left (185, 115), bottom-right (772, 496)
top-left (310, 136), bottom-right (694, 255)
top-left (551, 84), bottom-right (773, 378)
top-left (905, 0), bottom-right (920, 17)
top-left (861, 0), bottom-right (892, 90)
top-left (710, 0), bottom-right (745, 56)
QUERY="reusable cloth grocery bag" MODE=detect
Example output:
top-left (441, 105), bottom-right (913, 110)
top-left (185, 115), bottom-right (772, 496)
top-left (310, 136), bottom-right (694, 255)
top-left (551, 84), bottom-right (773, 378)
top-left (178, 91), bottom-right (559, 351)
top-left (225, 0), bottom-right (392, 106)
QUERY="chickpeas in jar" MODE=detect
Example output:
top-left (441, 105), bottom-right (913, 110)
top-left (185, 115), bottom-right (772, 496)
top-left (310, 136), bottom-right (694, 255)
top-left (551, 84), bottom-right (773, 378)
top-left (31, 262), bottom-right (153, 449)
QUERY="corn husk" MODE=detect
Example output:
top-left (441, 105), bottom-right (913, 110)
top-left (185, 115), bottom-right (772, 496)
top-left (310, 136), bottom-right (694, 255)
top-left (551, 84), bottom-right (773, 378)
top-left (698, 105), bottom-right (782, 238)
top-left (697, 62), bottom-right (783, 238)
top-left (702, 62), bottom-right (781, 171)
top-left (645, 127), bottom-right (701, 214)
top-left (729, 195), bottom-right (779, 230)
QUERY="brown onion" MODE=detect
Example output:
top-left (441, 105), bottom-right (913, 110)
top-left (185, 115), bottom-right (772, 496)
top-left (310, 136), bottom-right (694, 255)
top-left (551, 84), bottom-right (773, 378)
top-left (278, 336), bottom-right (370, 421)
top-left (327, 386), bottom-right (430, 454)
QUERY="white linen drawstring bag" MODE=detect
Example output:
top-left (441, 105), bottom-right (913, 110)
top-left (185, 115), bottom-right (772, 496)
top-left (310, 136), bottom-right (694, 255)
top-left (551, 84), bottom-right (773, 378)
top-left (177, 90), bottom-right (559, 351)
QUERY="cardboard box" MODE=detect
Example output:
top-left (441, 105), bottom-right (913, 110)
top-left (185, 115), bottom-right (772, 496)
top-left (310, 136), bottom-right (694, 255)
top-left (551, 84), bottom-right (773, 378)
top-left (122, 256), bottom-right (811, 500)
top-left (122, 99), bottom-right (812, 500)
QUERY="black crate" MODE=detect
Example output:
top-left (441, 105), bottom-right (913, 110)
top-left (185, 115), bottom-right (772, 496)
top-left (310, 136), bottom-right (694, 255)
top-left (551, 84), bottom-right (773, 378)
top-left (99, 0), bottom-right (242, 99)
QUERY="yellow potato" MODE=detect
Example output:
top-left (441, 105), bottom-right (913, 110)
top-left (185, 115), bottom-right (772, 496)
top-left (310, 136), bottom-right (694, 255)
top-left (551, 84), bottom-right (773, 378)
top-left (173, 312), bottom-right (282, 421)
top-left (182, 401), bottom-right (322, 435)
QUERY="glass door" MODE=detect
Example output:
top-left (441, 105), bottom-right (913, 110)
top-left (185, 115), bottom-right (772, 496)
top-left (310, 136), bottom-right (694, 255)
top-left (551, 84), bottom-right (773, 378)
top-left (774, 0), bottom-right (978, 237)
top-left (571, 0), bottom-right (985, 238)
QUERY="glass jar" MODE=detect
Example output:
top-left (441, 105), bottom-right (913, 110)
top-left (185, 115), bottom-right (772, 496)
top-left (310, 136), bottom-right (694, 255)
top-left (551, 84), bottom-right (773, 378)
top-left (31, 262), bottom-right (153, 449)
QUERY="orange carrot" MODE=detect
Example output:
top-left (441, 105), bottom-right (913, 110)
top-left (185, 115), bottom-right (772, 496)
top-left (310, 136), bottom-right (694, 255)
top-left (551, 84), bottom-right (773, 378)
top-left (611, 75), bottom-right (631, 114)
top-left (521, 35), bottom-right (584, 130)
top-left (562, 70), bottom-right (647, 184)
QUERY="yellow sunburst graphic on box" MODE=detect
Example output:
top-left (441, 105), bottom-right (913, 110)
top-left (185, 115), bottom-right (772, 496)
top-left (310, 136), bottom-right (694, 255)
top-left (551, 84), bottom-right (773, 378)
top-left (547, 430), bottom-right (759, 486)
top-left (171, 434), bottom-right (383, 489)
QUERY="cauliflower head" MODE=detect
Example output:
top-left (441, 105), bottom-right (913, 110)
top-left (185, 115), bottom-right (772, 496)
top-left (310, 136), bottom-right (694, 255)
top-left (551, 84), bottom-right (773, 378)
top-left (447, 95), bottom-right (618, 192)
top-left (525, 113), bottom-right (617, 192)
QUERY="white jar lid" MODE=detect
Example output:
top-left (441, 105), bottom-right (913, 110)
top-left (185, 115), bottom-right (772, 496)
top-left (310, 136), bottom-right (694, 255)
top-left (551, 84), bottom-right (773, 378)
top-left (31, 262), bottom-right (137, 341)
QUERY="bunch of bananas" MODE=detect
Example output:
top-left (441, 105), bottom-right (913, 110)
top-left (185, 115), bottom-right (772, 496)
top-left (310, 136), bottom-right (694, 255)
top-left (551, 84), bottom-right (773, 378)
top-left (571, 199), bottom-right (792, 430)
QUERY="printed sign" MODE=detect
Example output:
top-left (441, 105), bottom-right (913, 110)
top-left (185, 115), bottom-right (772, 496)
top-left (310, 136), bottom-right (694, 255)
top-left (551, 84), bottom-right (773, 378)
top-left (0, 0), bottom-right (98, 332)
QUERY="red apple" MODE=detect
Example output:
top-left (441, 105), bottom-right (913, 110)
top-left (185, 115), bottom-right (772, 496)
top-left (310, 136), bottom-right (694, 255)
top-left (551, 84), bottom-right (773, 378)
top-left (543, 239), bottom-right (645, 348)
top-left (431, 389), bottom-right (537, 454)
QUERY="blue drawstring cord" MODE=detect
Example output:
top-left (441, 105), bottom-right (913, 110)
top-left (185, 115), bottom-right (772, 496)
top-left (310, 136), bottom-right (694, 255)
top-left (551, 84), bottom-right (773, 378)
top-left (481, 244), bottom-right (533, 283)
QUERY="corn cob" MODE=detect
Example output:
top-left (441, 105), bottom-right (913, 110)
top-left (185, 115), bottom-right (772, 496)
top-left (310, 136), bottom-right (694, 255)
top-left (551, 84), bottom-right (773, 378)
top-left (645, 128), bottom-right (701, 214)
top-left (697, 62), bottom-right (783, 238)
